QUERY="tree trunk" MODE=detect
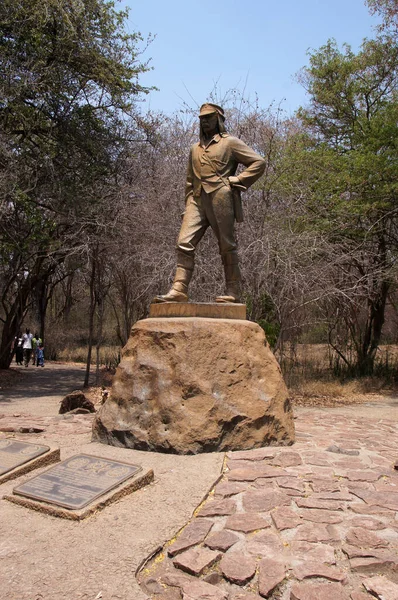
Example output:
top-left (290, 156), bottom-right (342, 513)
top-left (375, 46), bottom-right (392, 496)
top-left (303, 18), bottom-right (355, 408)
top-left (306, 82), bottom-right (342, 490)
top-left (356, 278), bottom-right (389, 375)
top-left (0, 276), bottom-right (37, 369)
top-left (34, 277), bottom-right (49, 342)
top-left (95, 293), bottom-right (105, 386)
top-left (84, 255), bottom-right (96, 388)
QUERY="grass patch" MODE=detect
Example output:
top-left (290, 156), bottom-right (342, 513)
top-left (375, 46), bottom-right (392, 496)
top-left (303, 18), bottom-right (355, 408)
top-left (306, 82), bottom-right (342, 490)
top-left (281, 344), bottom-right (398, 405)
top-left (57, 345), bottom-right (121, 369)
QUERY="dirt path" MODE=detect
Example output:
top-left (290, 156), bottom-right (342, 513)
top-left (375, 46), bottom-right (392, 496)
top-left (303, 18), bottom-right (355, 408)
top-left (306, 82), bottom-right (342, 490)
top-left (0, 363), bottom-right (224, 600)
top-left (0, 362), bottom-right (89, 416)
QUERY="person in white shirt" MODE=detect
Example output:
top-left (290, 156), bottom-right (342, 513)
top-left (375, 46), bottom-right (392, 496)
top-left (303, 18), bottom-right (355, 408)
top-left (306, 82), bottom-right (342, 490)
top-left (22, 328), bottom-right (33, 367)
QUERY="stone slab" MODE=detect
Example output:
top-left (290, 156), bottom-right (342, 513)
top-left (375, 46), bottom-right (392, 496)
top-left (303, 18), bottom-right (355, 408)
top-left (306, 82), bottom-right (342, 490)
top-left (219, 552), bottom-right (256, 585)
top-left (258, 558), bottom-right (286, 596)
top-left (204, 530), bottom-right (239, 551)
top-left (5, 465), bottom-right (154, 520)
top-left (161, 571), bottom-right (228, 600)
top-left (173, 547), bottom-right (222, 576)
top-left (291, 582), bottom-right (350, 600)
top-left (197, 497), bottom-right (236, 517)
top-left (225, 512), bottom-right (271, 532)
top-left (149, 302), bottom-right (246, 320)
top-left (0, 439), bottom-right (60, 484)
top-left (168, 519), bottom-right (214, 557)
top-left (363, 575), bottom-right (398, 599)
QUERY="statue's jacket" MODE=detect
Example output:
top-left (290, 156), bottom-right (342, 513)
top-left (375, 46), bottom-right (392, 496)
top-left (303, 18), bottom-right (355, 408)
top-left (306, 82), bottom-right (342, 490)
top-left (185, 133), bottom-right (266, 217)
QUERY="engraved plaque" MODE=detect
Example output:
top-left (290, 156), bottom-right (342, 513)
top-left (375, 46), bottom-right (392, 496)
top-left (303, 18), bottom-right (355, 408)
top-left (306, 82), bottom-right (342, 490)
top-left (13, 454), bottom-right (142, 510)
top-left (0, 440), bottom-right (50, 475)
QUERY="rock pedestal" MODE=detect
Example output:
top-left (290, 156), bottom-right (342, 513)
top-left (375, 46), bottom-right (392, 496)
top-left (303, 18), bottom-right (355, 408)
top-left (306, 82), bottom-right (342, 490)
top-left (92, 313), bottom-right (295, 453)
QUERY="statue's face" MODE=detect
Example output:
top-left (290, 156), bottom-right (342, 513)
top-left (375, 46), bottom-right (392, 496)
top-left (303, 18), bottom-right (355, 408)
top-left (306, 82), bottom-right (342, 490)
top-left (200, 113), bottom-right (218, 137)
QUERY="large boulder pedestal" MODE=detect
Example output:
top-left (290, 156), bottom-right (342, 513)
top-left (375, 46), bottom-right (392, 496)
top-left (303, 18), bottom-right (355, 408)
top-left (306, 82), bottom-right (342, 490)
top-left (92, 308), bottom-right (295, 454)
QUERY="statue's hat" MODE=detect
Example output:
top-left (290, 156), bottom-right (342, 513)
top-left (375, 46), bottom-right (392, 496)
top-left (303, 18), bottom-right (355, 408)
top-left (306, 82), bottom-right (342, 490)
top-left (199, 103), bottom-right (225, 119)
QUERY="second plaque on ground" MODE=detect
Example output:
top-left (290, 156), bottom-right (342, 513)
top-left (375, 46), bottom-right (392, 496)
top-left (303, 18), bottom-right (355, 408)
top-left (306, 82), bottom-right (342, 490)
top-left (0, 439), bottom-right (50, 475)
top-left (13, 454), bottom-right (142, 510)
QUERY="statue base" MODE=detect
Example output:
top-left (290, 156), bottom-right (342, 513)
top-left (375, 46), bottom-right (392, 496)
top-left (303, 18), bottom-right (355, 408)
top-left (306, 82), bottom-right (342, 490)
top-left (149, 302), bottom-right (246, 320)
top-left (92, 311), bottom-right (295, 454)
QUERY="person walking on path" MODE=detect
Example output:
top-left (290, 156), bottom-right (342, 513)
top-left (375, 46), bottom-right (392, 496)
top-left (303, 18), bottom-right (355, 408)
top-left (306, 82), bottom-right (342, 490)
top-left (14, 331), bottom-right (23, 366)
top-left (22, 328), bottom-right (33, 367)
top-left (36, 343), bottom-right (45, 367)
top-left (153, 103), bottom-right (266, 304)
top-left (32, 332), bottom-right (42, 365)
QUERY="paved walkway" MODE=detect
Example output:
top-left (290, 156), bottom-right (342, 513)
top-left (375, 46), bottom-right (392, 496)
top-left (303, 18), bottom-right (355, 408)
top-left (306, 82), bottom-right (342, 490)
top-left (139, 407), bottom-right (398, 600)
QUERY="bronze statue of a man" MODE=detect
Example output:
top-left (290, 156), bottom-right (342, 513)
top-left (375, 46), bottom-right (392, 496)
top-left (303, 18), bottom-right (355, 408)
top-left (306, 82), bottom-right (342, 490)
top-left (154, 103), bottom-right (266, 304)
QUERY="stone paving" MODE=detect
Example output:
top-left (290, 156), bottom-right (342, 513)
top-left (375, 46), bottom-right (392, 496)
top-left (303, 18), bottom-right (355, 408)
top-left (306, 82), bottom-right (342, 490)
top-left (138, 411), bottom-right (398, 600)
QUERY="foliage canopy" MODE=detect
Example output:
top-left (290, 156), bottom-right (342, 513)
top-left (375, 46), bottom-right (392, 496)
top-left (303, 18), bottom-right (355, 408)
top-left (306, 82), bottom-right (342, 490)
top-left (0, 0), bottom-right (152, 367)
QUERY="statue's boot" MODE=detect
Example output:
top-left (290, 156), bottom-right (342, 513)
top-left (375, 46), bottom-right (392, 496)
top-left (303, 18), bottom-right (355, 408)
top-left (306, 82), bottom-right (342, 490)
top-left (216, 255), bottom-right (242, 303)
top-left (153, 266), bottom-right (192, 303)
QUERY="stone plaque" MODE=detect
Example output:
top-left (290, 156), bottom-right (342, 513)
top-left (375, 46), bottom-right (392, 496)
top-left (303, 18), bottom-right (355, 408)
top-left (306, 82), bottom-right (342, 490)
top-left (13, 454), bottom-right (142, 510)
top-left (0, 439), bottom-right (50, 475)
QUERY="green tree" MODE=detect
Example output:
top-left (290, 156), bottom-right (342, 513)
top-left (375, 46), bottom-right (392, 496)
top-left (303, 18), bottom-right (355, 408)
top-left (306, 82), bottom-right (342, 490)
top-left (0, 0), bottom-right (152, 367)
top-left (291, 36), bottom-right (398, 373)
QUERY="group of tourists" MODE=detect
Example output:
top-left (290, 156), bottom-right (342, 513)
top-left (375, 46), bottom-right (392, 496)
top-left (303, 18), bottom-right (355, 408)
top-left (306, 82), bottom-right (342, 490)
top-left (14, 329), bottom-right (45, 367)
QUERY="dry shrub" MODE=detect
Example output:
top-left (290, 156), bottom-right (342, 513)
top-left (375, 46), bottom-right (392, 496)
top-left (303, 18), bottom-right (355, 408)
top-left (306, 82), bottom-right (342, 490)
top-left (290, 378), bottom-right (386, 407)
top-left (293, 379), bottom-right (360, 399)
top-left (57, 345), bottom-right (120, 367)
top-left (354, 376), bottom-right (394, 394)
top-left (284, 344), bottom-right (398, 405)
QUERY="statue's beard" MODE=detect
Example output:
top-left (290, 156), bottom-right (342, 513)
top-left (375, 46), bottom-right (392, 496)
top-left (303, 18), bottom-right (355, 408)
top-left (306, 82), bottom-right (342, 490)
top-left (199, 116), bottom-right (226, 145)
top-left (202, 125), bottom-right (218, 140)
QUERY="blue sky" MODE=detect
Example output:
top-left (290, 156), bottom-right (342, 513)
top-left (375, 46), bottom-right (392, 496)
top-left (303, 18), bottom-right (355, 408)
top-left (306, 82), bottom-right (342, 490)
top-left (122, 0), bottom-right (380, 116)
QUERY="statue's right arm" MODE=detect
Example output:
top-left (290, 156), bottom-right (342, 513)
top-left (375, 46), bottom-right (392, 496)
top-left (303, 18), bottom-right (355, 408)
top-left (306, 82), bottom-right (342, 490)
top-left (185, 146), bottom-right (194, 204)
